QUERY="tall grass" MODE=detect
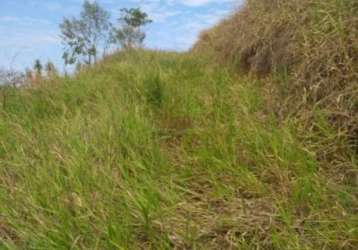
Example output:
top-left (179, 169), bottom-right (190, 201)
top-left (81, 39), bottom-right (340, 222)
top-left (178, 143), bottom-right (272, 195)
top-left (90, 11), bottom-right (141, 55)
top-left (0, 50), bottom-right (356, 249)
top-left (193, 0), bottom-right (357, 195)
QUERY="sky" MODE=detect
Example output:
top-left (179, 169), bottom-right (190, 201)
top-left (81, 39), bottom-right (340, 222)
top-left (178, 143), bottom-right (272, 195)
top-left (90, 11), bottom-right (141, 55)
top-left (0, 0), bottom-right (242, 72)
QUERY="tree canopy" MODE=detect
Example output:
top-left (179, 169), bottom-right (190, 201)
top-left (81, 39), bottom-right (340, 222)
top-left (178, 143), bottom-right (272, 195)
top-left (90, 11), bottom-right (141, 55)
top-left (59, 2), bottom-right (152, 66)
top-left (60, 0), bottom-right (111, 65)
top-left (114, 8), bottom-right (152, 49)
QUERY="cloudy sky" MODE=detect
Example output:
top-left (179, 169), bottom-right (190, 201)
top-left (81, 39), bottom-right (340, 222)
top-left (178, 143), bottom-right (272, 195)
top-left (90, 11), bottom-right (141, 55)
top-left (0, 0), bottom-right (242, 71)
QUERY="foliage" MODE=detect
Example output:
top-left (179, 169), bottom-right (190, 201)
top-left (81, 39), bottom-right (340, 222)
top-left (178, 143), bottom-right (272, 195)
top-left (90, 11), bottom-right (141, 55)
top-left (60, 0), bottom-right (111, 65)
top-left (114, 8), bottom-right (152, 49)
top-left (33, 59), bottom-right (43, 75)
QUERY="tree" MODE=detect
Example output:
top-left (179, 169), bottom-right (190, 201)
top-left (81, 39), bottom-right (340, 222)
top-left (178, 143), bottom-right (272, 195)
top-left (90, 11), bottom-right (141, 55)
top-left (45, 61), bottom-right (58, 77)
top-left (0, 68), bottom-right (25, 87)
top-left (34, 59), bottom-right (43, 76)
top-left (114, 8), bottom-right (152, 49)
top-left (60, 0), bottom-right (111, 65)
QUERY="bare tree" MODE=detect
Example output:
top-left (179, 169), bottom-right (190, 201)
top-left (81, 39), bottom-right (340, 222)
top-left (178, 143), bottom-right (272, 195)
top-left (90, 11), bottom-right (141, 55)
top-left (0, 68), bottom-right (25, 87)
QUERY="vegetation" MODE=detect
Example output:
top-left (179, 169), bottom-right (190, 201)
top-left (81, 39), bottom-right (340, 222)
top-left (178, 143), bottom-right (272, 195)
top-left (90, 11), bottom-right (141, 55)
top-left (193, 0), bottom-right (358, 166)
top-left (0, 69), bottom-right (25, 87)
top-left (60, 1), bottom-right (152, 66)
top-left (0, 0), bottom-right (357, 249)
top-left (0, 49), bottom-right (357, 249)
top-left (114, 8), bottom-right (152, 49)
top-left (60, 0), bottom-right (112, 65)
top-left (45, 61), bottom-right (58, 78)
top-left (33, 59), bottom-right (43, 76)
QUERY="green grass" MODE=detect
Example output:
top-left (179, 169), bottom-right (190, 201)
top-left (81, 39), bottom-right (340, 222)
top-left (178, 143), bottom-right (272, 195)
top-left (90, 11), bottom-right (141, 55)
top-left (0, 50), bottom-right (357, 249)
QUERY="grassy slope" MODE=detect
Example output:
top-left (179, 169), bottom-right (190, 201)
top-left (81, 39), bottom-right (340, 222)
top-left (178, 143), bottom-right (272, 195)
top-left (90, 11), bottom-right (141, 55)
top-left (0, 51), bottom-right (357, 249)
top-left (193, 0), bottom-right (358, 161)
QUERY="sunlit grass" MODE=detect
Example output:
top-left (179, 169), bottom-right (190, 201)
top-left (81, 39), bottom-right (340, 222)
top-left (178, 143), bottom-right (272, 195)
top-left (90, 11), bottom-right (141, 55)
top-left (0, 50), bottom-right (356, 249)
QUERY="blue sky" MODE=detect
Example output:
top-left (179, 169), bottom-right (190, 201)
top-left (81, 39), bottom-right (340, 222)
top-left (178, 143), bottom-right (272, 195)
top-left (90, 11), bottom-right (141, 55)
top-left (0, 0), bottom-right (242, 71)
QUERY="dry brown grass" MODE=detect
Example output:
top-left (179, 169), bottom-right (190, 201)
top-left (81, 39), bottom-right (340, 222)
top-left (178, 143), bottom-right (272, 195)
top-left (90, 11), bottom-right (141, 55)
top-left (193, 0), bottom-right (358, 174)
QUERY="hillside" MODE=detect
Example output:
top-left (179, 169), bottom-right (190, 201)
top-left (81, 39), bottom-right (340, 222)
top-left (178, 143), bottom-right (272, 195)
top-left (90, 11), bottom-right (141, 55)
top-left (0, 50), bottom-right (356, 249)
top-left (194, 0), bottom-right (358, 160)
top-left (1, 0), bottom-right (357, 249)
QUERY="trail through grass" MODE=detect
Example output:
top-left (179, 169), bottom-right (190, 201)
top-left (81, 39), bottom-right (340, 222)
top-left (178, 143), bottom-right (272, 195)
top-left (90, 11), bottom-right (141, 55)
top-left (0, 51), bottom-right (357, 249)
